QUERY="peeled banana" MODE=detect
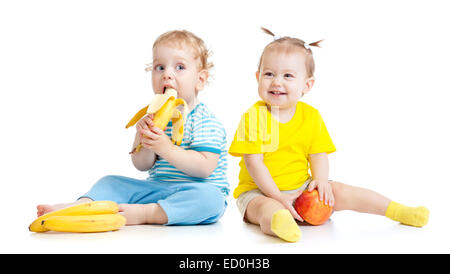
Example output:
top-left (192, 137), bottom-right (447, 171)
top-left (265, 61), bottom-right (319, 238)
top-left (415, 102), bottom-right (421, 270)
top-left (41, 214), bottom-right (126, 233)
top-left (126, 88), bottom-right (188, 153)
top-left (29, 201), bottom-right (121, 233)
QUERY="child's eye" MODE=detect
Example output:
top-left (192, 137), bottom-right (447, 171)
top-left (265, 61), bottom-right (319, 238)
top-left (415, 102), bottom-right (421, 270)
top-left (155, 65), bottom-right (164, 71)
top-left (176, 64), bottom-right (185, 70)
top-left (284, 73), bottom-right (294, 78)
top-left (264, 72), bottom-right (274, 77)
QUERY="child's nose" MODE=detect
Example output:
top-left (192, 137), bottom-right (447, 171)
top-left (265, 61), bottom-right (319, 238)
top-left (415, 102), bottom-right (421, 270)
top-left (271, 76), bottom-right (282, 86)
top-left (162, 69), bottom-right (174, 80)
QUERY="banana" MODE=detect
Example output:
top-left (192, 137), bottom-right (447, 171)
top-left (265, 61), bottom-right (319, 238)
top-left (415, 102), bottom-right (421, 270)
top-left (29, 201), bottom-right (119, 232)
top-left (41, 214), bottom-right (126, 233)
top-left (126, 88), bottom-right (188, 154)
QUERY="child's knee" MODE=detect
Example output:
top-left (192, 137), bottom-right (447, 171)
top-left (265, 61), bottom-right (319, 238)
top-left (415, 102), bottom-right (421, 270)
top-left (185, 184), bottom-right (226, 224)
top-left (195, 185), bottom-right (226, 215)
top-left (159, 183), bottom-right (227, 225)
top-left (80, 175), bottom-right (125, 203)
top-left (330, 181), bottom-right (345, 195)
top-left (329, 181), bottom-right (349, 210)
top-left (95, 175), bottom-right (120, 188)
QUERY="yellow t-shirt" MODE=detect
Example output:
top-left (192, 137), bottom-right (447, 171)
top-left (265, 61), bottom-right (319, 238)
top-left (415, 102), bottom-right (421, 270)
top-left (229, 101), bottom-right (336, 199)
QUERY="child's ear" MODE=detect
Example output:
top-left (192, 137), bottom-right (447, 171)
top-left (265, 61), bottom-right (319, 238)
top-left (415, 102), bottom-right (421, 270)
top-left (255, 71), bottom-right (260, 82)
top-left (196, 69), bottom-right (209, 91)
top-left (301, 77), bottom-right (315, 96)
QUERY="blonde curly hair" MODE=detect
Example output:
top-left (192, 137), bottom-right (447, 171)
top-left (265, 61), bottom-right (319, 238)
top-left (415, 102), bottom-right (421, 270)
top-left (146, 30), bottom-right (214, 75)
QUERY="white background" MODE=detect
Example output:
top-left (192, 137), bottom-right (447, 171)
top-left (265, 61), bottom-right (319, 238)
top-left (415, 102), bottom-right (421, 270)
top-left (1, 0), bottom-right (449, 253)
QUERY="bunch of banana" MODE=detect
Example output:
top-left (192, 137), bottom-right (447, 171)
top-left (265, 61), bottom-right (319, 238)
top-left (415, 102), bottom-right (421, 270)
top-left (29, 201), bottom-right (126, 233)
top-left (125, 88), bottom-right (188, 154)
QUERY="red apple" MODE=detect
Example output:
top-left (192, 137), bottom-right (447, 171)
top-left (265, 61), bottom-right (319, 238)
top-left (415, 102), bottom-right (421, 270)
top-left (294, 189), bottom-right (333, 225)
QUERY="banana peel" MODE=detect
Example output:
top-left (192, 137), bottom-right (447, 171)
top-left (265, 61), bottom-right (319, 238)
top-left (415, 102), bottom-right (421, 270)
top-left (125, 88), bottom-right (188, 154)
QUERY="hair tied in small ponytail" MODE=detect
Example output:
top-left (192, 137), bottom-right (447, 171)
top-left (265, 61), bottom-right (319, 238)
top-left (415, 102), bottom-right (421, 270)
top-left (308, 40), bottom-right (324, 49)
top-left (260, 26), bottom-right (281, 40)
top-left (258, 27), bottom-right (323, 77)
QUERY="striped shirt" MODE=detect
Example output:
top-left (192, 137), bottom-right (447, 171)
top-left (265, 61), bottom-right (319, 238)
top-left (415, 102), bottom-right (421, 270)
top-left (147, 102), bottom-right (229, 196)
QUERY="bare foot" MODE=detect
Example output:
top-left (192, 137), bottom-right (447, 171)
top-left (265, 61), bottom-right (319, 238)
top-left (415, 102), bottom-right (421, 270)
top-left (36, 198), bottom-right (93, 217)
top-left (118, 204), bottom-right (147, 225)
top-left (118, 203), bottom-right (168, 225)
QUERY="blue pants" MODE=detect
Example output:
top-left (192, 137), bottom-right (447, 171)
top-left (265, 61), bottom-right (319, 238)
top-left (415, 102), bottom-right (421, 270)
top-left (80, 175), bottom-right (227, 225)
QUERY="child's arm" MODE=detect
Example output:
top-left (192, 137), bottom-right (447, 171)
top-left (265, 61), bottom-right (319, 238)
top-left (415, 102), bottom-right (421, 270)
top-left (131, 132), bottom-right (156, 171)
top-left (307, 152), bottom-right (334, 206)
top-left (163, 145), bottom-right (219, 178)
top-left (139, 126), bottom-right (219, 178)
top-left (243, 154), bottom-right (303, 221)
top-left (130, 114), bottom-right (156, 171)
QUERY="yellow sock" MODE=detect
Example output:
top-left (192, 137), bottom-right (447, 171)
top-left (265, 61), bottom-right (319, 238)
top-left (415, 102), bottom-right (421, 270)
top-left (270, 209), bottom-right (301, 242)
top-left (385, 201), bottom-right (429, 227)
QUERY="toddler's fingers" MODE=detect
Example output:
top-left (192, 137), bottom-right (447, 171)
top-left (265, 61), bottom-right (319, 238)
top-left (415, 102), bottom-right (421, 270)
top-left (140, 137), bottom-right (156, 149)
top-left (324, 190), bottom-right (330, 205)
top-left (307, 180), bottom-right (316, 192)
top-left (140, 128), bottom-right (157, 139)
top-left (137, 120), bottom-right (149, 131)
top-left (289, 206), bottom-right (303, 222)
top-left (318, 184), bottom-right (324, 202)
top-left (329, 195), bottom-right (335, 207)
top-left (328, 190), bottom-right (335, 207)
top-left (325, 188), bottom-right (332, 205)
top-left (150, 126), bottom-right (164, 135)
top-left (144, 116), bottom-right (154, 127)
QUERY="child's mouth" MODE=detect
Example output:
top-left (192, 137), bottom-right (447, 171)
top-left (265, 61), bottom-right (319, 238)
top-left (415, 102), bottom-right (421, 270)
top-left (163, 85), bottom-right (175, 94)
top-left (269, 91), bottom-right (286, 96)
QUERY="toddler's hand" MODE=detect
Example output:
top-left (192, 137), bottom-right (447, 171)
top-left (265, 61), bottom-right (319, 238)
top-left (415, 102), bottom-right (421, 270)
top-left (307, 179), bottom-right (335, 207)
top-left (139, 124), bottom-right (173, 157)
top-left (276, 191), bottom-right (304, 222)
top-left (136, 114), bottom-right (154, 141)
